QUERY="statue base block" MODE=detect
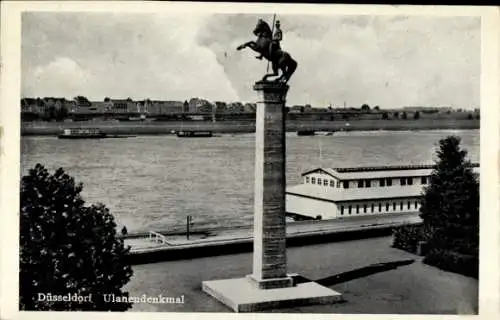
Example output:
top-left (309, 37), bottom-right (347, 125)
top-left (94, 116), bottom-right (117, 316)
top-left (202, 275), bottom-right (343, 313)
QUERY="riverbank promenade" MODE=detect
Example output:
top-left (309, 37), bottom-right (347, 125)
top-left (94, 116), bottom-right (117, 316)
top-left (125, 236), bottom-right (478, 313)
top-left (124, 213), bottom-right (421, 264)
top-left (125, 213), bottom-right (421, 251)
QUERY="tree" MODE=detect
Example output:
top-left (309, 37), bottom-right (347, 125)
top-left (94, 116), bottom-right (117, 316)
top-left (73, 96), bottom-right (91, 107)
top-left (382, 112), bottom-right (389, 120)
top-left (360, 104), bottom-right (370, 112)
top-left (467, 113), bottom-right (473, 120)
top-left (20, 164), bottom-right (133, 311)
top-left (401, 111), bottom-right (408, 120)
top-left (393, 111), bottom-right (399, 119)
top-left (55, 104), bottom-right (69, 121)
top-left (419, 136), bottom-right (479, 256)
top-left (413, 111), bottom-right (420, 120)
top-left (104, 97), bottom-right (111, 102)
top-left (373, 105), bottom-right (380, 111)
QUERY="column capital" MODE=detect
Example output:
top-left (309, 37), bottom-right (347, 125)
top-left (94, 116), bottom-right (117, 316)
top-left (253, 81), bottom-right (289, 104)
top-left (253, 81), bottom-right (289, 93)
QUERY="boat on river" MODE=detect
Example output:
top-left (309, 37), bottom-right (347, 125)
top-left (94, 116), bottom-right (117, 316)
top-left (176, 130), bottom-right (213, 138)
top-left (58, 128), bottom-right (135, 139)
top-left (297, 130), bottom-right (316, 136)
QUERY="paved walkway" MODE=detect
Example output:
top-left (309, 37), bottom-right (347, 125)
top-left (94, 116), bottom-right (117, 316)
top-left (125, 236), bottom-right (478, 314)
top-left (125, 213), bottom-right (421, 252)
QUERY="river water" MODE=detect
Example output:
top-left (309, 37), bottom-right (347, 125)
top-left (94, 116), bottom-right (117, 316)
top-left (21, 130), bottom-right (479, 233)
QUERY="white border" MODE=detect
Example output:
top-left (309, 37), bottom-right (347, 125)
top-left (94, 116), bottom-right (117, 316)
top-left (1, 2), bottom-right (499, 320)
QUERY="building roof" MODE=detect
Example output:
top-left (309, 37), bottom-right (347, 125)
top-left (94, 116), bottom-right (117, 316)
top-left (286, 184), bottom-right (425, 203)
top-left (302, 164), bottom-right (479, 180)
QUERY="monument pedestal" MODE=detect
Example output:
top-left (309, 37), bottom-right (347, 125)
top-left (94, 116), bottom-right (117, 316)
top-left (202, 81), bottom-right (342, 312)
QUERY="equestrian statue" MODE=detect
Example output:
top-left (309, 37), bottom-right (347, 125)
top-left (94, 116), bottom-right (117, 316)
top-left (237, 18), bottom-right (298, 83)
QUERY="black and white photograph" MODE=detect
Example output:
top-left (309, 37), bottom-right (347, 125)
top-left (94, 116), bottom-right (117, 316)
top-left (1, 1), bottom-right (499, 318)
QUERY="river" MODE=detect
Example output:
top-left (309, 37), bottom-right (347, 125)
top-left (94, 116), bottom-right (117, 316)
top-left (21, 129), bottom-right (479, 233)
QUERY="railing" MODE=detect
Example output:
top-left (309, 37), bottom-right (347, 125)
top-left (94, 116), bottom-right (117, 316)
top-left (148, 231), bottom-right (168, 244)
top-left (332, 163), bottom-right (479, 173)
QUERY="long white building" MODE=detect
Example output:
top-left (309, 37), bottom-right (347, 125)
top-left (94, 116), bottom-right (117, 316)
top-left (286, 164), bottom-right (479, 220)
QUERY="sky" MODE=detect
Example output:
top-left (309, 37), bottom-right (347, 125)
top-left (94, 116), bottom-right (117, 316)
top-left (21, 12), bottom-right (480, 109)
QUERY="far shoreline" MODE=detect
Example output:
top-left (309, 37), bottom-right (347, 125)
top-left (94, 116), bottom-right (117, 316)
top-left (21, 119), bottom-right (479, 137)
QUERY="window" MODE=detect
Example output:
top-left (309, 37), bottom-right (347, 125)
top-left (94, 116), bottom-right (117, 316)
top-left (407, 201), bottom-right (411, 209)
top-left (317, 178), bottom-right (322, 185)
top-left (337, 181), bottom-right (341, 188)
top-left (343, 181), bottom-right (349, 189)
top-left (407, 178), bottom-right (413, 185)
top-left (400, 178), bottom-right (406, 186)
top-left (386, 203), bottom-right (389, 211)
top-left (348, 205), bottom-right (352, 214)
top-left (379, 203), bottom-right (382, 212)
top-left (340, 206), bottom-right (344, 215)
top-left (330, 180), bottom-right (335, 187)
top-left (358, 180), bottom-right (364, 188)
top-left (393, 202), bottom-right (396, 211)
top-left (356, 205), bottom-right (359, 213)
top-left (421, 177), bottom-right (427, 184)
top-left (323, 179), bottom-right (328, 186)
top-left (400, 202), bottom-right (403, 210)
top-left (365, 180), bottom-right (371, 188)
top-left (364, 204), bottom-right (367, 213)
top-left (311, 177), bottom-right (316, 184)
top-left (371, 204), bottom-right (375, 212)
top-left (415, 201), bottom-right (418, 209)
top-left (306, 177), bottom-right (310, 183)
top-left (380, 179), bottom-right (386, 187)
top-left (387, 179), bottom-right (392, 186)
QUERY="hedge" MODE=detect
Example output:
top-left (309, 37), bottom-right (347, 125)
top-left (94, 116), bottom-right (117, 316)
top-left (423, 249), bottom-right (478, 279)
top-left (392, 224), bottom-right (429, 254)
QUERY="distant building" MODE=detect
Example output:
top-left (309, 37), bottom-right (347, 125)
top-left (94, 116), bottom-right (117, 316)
top-left (154, 100), bottom-right (184, 114)
top-left (286, 164), bottom-right (479, 220)
top-left (109, 99), bottom-right (136, 113)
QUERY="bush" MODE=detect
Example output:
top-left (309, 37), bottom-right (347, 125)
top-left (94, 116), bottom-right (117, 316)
top-left (392, 224), bottom-right (430, 254)
top-left (20, 164), bottom-right (133, 311)
top-left (423, 249), bottom-right (478, 279)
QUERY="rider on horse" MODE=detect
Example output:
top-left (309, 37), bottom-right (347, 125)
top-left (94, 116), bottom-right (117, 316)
top-left (256, 19), bottom-right (282, 60)
top-left (237, 18), bottom-right (297, 83)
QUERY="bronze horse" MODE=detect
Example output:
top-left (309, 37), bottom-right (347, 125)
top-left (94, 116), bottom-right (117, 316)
top-left (237, 19), bottom-right (298, 83)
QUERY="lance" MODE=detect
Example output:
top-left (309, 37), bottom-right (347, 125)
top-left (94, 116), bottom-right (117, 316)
top-left (267, 13), bottom-right (276, 73)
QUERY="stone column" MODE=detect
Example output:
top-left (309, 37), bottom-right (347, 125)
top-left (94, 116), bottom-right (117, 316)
top-left (247, 81), bottom-right (293, 289)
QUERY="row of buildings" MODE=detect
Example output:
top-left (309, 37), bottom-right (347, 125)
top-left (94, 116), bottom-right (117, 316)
top-left (21, 97), bottom-right (478, 120)
top-left (21, 97), bottom-right (259, 115)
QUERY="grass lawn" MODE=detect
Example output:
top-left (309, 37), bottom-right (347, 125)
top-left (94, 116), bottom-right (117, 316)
top-left (125, 236), bottom-right (478, 314)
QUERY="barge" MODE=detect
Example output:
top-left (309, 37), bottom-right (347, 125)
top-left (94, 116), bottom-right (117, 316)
top-left (297, 130), bottom-right (316, 136)
top-left (176, 130), bottom-right (213, 138)
top-left (58, 128), bottom-right (107, 139)
top-left (58, 128), bottom-right (135, 139)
